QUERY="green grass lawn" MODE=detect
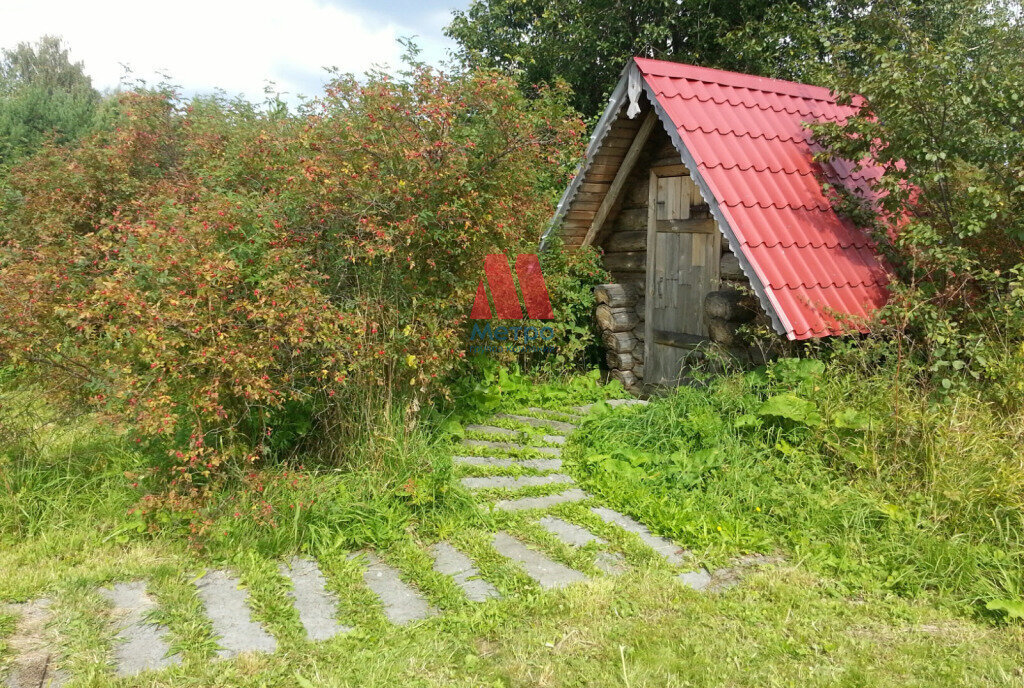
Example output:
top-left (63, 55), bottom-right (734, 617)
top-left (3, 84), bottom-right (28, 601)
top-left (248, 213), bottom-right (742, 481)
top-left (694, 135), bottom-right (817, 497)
top-left (2, 364), bottom-right (1023, 686)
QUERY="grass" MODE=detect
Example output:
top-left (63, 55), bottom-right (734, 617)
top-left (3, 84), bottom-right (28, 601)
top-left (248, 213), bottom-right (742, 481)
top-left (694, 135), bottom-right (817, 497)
top-left (2, 361), bottom-right (1024, 685)
top-left (565, 357), bottom-right (1024, 616)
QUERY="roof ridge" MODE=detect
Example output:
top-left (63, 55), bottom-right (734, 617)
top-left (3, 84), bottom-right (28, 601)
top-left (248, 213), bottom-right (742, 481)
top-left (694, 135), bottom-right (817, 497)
top-left (634, 57), bottom-right (839, 102)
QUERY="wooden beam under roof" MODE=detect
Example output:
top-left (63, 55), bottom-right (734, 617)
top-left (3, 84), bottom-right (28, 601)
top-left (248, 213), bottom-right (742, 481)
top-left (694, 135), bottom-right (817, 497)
top-left (580, 110), bottom-right (658, 248)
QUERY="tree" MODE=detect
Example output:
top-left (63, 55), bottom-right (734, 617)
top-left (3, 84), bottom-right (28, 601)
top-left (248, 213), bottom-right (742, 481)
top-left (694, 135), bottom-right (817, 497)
top-left (445, 0), bottom-right (868, 117)
top-left (0, 36), bottom-right (100, 165)
top-left (811, 0), bottom-right (1024, 390)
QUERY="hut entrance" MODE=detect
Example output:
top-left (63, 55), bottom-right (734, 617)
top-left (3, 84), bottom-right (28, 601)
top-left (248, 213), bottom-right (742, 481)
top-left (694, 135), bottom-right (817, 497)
top-left (645, 167), bottom-right (721, 386)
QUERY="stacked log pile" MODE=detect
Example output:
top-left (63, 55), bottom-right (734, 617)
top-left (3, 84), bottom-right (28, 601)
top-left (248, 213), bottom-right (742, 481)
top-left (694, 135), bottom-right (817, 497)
top-left (594, 283), bottom-right (644, 392)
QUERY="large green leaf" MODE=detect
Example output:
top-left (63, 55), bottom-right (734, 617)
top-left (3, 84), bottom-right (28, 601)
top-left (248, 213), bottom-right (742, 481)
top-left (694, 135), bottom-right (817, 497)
top-left (757, 394), bottom-right (822, 426)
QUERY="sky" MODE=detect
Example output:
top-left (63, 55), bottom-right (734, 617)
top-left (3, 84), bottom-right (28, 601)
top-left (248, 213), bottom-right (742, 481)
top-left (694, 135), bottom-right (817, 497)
top-left (0, 0), bottom-right (470, 103)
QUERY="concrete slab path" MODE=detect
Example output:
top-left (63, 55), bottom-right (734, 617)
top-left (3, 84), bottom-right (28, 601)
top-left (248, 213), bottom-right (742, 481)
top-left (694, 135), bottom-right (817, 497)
top-left (195, 570), bottom-right (277, 659)
top-left (99, 581), bottom-right (179, 676)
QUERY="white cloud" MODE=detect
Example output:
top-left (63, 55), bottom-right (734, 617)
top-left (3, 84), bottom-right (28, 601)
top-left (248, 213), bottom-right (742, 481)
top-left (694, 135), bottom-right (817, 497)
top-left (0, 0), bottom-right (456, 102)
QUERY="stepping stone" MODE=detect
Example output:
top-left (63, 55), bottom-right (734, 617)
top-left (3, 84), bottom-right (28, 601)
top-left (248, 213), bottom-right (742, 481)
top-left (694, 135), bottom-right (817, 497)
top-left (539, 516), bottom-right (605, 547)
top-left (678, 569), bottom-right (713, 591)
top-left (538, 517), bottom-right (627, 575)
top-left (574, 399), bottom-right (648, 413)
top-left (542, 434), bottom-right (566, 445)
top-left (461, 439), bottom-right (560, 456)
top-left (590, 507), bottom-right (691, 565)
top-left (495, 488), bottom-right (590, 512)
top-left (493, 414), bottom-right (577, 433)
top-left (490, 532), bottom-right (587, 589)
top-left (453, 455), bottom-right (563, 471)
top-left (99, 581), bottom-right (179, 676)
top-left (428, 542), bottom-right (500, 603)
top-left (460, 474), bottom-right (574, 490)
top-left (465, 424), bottom-right (523, 437)
top-left (279, 558), bottom-right (350, 641)
top-left (195, 570), bottom-right (277, 658)
top-left (525, 407), bottom-right (583, 422)
top-left (1, 599), bottom-right (67, 688)
top-left (350, 552), bottom-right (434, 625)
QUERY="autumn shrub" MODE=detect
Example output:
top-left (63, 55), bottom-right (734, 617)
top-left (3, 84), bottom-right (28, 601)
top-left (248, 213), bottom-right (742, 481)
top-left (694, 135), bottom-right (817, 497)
top-left (0, 59), bottom-right (585, 496)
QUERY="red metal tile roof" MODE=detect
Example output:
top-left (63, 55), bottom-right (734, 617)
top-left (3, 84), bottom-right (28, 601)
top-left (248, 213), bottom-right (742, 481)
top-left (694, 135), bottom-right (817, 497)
top-left (635, 57), bottom-right (890, 339)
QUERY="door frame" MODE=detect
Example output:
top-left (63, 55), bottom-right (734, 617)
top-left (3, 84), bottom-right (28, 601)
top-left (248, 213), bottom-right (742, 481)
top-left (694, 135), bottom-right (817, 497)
top-left (644, 164), bottom-right (720, 384)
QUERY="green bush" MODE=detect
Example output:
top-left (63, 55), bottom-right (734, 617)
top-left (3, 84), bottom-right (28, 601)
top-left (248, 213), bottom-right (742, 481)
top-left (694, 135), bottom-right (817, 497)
top-left (570, 355), bottom-right (1024, 619)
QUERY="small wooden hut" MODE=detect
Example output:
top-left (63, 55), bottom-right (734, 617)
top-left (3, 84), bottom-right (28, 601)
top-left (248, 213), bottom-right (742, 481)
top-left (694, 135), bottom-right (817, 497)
top-left (541, 58), bottom-right (891, 390)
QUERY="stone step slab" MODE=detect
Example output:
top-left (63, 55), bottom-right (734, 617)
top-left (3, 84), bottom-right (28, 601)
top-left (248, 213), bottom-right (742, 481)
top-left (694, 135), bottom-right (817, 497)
top-left (461, 439), bottom-right (560, 456)
top-left (538, 517), bottom-right (627, 575)
top-left (678, 569), bottom-right (713, 591)
top-left (350, 552), bottom-right (435, 625)
top-left (538, 516), bottom-right (605, 547)
top-left (493, 414), bottom-right (577, 434)
top-left (279, 558), bottom-right (350, 641)
top-left (453, 455), bottom-right (563, 471)
top-left (490, 533), bottom-right (587, 589)
top-left (99, 581), bottom-right (180, 676)
top-left (2, 598), bottom-right (67, 688)
top-left (525, 407), bottom-right (583, 422)
top-left (542, 435), bottom-right (566, 445)
top-left (460, 474), bottom-right (574, 491)
top-left (494, 488), bottom-right (591, 512)
top-left (195, 570), bottom-right (277, 659)
top-left (464, 424), bottom-right (524, 438)
top-left (590, 507), bottom-right (691, 566)
top-left (427, 542), bottom-right (500, 603)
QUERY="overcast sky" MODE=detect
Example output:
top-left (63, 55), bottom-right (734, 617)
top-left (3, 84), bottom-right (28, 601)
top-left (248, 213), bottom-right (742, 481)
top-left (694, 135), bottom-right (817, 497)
top-left (0, 0), bottom-right (469, 103)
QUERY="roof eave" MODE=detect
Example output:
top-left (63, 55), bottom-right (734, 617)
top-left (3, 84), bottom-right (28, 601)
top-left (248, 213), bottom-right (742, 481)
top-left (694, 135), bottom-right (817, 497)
top-left (540, 63), bottom-right (633, 252)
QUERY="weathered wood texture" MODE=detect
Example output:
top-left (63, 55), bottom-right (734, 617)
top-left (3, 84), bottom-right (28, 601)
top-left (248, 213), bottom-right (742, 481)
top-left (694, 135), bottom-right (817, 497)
top-left (582, 111), bottom-right (658, 247)
top-left (704, 289), bottom-right (757, 323)
top-left (594, 283), bottom-right (638, 308)
top-left (719, 252), bottom-right (745, 280)
top-left (707, 318), bottom-right (742, 347)
top-left (646, 171), bottom-right (721, 386)
top-left (595, 305), bottom-right (639, 333)
top-left (602, 330), bottom-right (637, 352)
top-left (558, 101), bottom-right (649, 249)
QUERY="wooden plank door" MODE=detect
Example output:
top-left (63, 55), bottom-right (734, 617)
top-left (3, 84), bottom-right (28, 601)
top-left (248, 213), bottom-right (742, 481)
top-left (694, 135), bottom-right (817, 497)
top-left (645, 171), bottom-right (720, 386)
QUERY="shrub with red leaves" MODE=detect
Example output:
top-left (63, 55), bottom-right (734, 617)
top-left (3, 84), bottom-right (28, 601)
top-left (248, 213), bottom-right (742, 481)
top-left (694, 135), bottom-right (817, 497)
top-left (0, 61), bottom-right (585, 493)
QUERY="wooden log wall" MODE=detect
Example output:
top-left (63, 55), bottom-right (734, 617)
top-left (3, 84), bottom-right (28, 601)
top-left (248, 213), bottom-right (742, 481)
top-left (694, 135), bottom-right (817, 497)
top-left (593, 283), bottom-right (644, 392)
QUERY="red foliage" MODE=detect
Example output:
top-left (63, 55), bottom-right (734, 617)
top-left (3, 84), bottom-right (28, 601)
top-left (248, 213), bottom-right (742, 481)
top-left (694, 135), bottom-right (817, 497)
top-left (0, 64), bottom-right (585, 494)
